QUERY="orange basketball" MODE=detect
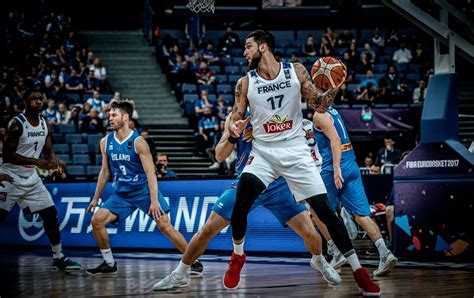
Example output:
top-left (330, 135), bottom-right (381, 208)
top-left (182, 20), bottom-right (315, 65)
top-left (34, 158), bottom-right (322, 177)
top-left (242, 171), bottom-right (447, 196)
top-left (310, 56), bottom-right (347, 90)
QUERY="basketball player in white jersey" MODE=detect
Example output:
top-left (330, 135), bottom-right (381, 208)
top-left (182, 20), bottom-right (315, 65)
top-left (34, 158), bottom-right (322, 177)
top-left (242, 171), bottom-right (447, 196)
top-left (0, 91), bottom-right (81, 271)
top-left (227, 30), bottom-right (380, 296)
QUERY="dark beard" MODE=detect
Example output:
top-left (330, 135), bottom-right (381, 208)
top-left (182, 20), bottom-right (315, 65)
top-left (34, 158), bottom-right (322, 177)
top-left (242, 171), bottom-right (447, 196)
top-left (247, 50), bottom-right (262, 71)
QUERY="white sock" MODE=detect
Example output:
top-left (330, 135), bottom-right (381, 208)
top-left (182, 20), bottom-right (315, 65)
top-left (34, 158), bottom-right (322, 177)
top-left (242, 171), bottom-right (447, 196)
top-left (51, 243), bottom-right (64, 259)
top-left (345, 252), bottom-right (362, 272)
top-left (175, 260), bottom-right (190, 276)
top-left (311, 254), bottom-right (322, 264)
top-left (233, 239), bottom-right (245, 255)
top-left (100, 248), bottom-right (115, 266)
top-left (328, 240), bottom-right (342, 256)
top-left (375, 238), bottom-right (389, 257)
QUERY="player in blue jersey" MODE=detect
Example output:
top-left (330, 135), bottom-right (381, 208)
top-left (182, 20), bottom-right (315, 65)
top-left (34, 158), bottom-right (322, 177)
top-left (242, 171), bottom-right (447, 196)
top-left (85, 101), bottom-right (202, 275)
top-left (152, 114), bottom-right (341, 291)
top-left (312, 106), bottom-right (397, 277)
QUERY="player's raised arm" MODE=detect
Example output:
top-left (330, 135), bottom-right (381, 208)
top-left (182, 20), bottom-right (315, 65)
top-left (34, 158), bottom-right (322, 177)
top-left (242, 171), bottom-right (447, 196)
top-left (135, 136), bottom-right (163, 220)
top-left (88, 137), bottom-right (110, 213)
top-left (313, 112), bottom-right (343, 189)
top-left (230, 76), bottom-right (249, 123)
top-left (294, 62), bottom-right (335, 113)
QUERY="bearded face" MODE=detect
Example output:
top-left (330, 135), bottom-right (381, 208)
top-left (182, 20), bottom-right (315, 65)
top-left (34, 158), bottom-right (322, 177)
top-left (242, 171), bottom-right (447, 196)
top-left (248, 48), bottom-right (262, 71)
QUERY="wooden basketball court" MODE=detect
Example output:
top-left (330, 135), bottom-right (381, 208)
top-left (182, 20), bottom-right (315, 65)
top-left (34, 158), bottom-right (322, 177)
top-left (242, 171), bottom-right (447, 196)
top-left (1, 249), bottom-right (473, 296)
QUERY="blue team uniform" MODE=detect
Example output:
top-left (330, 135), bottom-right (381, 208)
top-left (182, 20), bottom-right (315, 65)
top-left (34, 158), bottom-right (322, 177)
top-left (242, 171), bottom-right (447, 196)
top-left (101, 131), bottom-right (170, 221)
top-left (314, 106), bottom-right (370, 216)
top-left (211, 123), bottom-right (306, 226)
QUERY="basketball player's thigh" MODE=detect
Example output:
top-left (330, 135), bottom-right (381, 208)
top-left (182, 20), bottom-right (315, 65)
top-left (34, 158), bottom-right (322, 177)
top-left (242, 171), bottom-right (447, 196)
top-left (340, 167), bottom-right (371, 216)
top-left (260, 183), bottom-right (307, 226)
top-left (242, 149), bottom-right (278, 187)
top-left (101, 194), bottom-right (137, 221)
top-left (16, 182), bottom-right (55, 213)
top-left (278, 145), bottom-right (327, 202)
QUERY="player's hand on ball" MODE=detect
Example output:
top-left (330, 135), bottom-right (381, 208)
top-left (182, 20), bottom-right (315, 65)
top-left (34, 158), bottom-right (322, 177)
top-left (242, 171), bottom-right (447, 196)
top-left (0, 173), bottom-right (13, 187)
top-left (149, 200), bottom-right (164, 220)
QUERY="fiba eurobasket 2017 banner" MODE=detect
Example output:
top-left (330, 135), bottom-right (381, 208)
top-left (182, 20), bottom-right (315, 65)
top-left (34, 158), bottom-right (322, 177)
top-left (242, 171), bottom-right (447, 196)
top-left (0, 180), bottom-right (308, 252)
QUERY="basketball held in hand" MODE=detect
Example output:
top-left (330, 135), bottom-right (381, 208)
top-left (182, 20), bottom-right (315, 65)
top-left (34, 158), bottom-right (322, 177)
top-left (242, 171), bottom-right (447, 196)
top-left (311, 57), bottom-right (347, 91)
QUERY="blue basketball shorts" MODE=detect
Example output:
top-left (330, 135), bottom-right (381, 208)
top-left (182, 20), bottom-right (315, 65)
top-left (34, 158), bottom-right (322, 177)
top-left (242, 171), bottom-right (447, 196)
top-left (212, 178), bottom-right (307, 226)
top-left (321, 164), bottom-right (371, 216)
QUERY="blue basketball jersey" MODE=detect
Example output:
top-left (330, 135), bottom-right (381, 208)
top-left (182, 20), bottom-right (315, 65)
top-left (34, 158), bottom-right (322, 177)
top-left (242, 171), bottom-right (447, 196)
top-left (106, 131), bottom-right (148, 195)
top-left (314, 106), bottom-right (356, 171)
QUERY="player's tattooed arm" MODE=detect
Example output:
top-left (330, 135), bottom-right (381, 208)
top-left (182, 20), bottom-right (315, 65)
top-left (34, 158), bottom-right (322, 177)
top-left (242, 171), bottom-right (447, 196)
top-left (231, 76), bottom-right (249, 122)
top-left (294, 62), bottom-right (335, 113)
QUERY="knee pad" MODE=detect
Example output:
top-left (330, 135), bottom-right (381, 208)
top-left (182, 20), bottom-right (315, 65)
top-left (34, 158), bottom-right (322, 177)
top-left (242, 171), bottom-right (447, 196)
top-left (38, 206), bottom-right (59, 230)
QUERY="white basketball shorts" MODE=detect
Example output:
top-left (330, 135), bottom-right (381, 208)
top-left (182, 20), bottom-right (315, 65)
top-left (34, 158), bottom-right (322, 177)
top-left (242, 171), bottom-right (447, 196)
top-left (242, 137), bottom-right (327, 202)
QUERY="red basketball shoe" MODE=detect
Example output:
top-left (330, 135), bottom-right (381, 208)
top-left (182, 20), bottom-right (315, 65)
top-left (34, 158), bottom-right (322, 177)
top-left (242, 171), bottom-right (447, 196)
top-left (223, 253), bottom-right (246, 289)
top-left (353, 268), bottom-right (381, 296)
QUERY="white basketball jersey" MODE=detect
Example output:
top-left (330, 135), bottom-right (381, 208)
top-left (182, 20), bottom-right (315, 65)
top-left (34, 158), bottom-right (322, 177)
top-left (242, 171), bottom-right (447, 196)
top-left (2, 113), bottom-right (48, 179)
top-left (247, 62), bottom-right (304, 142)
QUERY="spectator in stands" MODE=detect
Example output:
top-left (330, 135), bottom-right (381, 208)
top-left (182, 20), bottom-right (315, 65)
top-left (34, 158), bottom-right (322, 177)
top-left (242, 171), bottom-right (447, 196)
top-left (66, 106), bottom-right (81, 133)
top-left (216, 96), bottom-right (227, 120)
top-left (337, 29), bottom-right (354, 48)
top-left (168, 44), bottom-right (183, 73)
top-left (361, 43), bottom-right (376, 64)
top-left (201, 42), bottom-right (220, 65)
top-left (219, 26), bottom-right (240, 57)
top-left (185, 39), bottom-right (200, 62)
top-left (80, 108), bottom-right (104, 134)
top-left (397, 79), bottom-right (412, 103)
top-left (61, 31), bottom-right (77, 59)
top-left (372, 136), bottom-right (401, 174)
top-left (155, 153), bottom-right (177, 178)
top-left (347, 41), bottom-right (359, 69)
top-left (86, 90), bottom-right (106, 113)
top-left (195, 89), bottom-right (213, 120)
top-left (195, 61), bottom-right (216, 85)
top-left (302, 35), bottom-right (317, 57)
top-left (176, 61), bottom-right (196, 85)
top-left (0, 126), bottom-right (6, 162)
top-left (101, 103), bottom-right (111, 128)
top-left (386, 28), bottom-right (399, 47)
top-left (43, 99), bottom-right (60, 126)
top-left (86, 51), bottom-right (95, 68)
top-left (334, 83), bottom-right (354, 104)
top-left (90, 58), bottom-right (108, 91)
top-left (392, 42), bottom-right (412, 65)
top-left (364, 154), bottom-right (374, 169)
top-left (412, 79), bottom-right (427, 104)
top-left (319, 36), bottom-right (333, 56)
top-left (141, 130), bottom-right (157, 158)
top-left (358, 70), bottom-right (378, 92)
top-left (44, 69), bottom-right (62, 90)
top-left (359, 52), bottom-right (373, 73)
top-left (185, 14), bottom-right (206, 44)
top-left (65, 68), bottom-right (83, 92)
top-left (58, 102), bottom-right (71, 124)
top-left (412, 42), bottom-right (426, 64)
top-left (68, 50), bottom-right (83, 71)
top-left (381, 65), bottom-right (400, 98)
top-left (59, 66), bottom-right (70, 84)
top-left (323, 27), bottom-right (337, 47)
top-left (195, 106), bottom-right (219, 155)
top-left (371, 28), bottom-right (385, 48)
top-left (356, 82), bottom-right (375, 103)
top-left (83, 70), bottom-right (99, 94)
top-left (79, 102), bottom-right (92, 123)
top-left (109, 91), bottom-right (122, 104)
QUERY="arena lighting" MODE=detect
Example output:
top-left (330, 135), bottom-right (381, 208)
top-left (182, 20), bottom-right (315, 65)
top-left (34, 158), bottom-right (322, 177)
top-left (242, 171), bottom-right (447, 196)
top-left (361, 107), bottom-right (373, 122)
